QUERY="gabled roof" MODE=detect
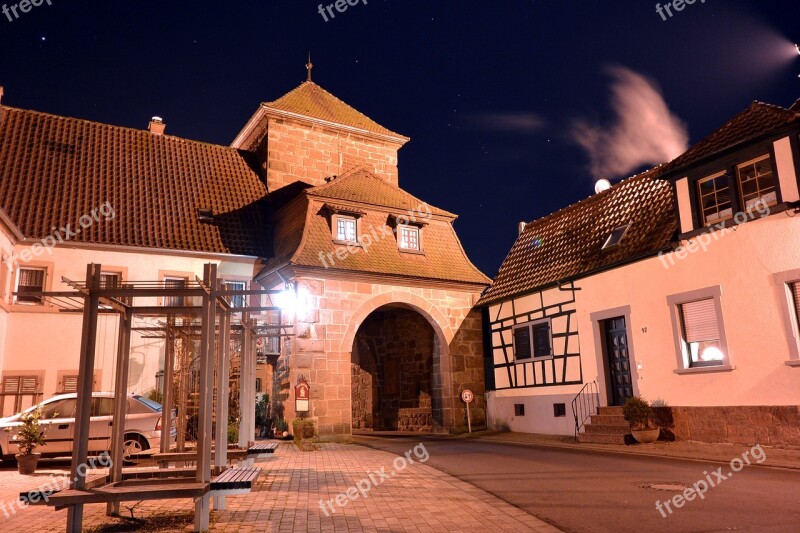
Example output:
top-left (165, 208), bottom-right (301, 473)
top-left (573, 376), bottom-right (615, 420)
top-left (257, 168), bottom-right (489, 286)
top-left (0, 106), bottom-right (271, 256)
top-left (662, 101), bottom-right (800, 176)
top-left (478, 168), bottom-right (675, 306)
top-left (264, 81), bottom-right (408, 141)
top-left (307, 167), bottom-right (455, 218)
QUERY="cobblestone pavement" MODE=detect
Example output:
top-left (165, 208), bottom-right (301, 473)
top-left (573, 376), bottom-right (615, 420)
top-left (0, 442), bottom-right (560, 532)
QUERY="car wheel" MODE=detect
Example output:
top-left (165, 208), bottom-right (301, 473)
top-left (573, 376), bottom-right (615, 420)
top-left (122, 434), bottom-right (149, 465)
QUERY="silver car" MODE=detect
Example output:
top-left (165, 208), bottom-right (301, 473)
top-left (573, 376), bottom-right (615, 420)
top-left (0, 392), bottom-right (176, 462)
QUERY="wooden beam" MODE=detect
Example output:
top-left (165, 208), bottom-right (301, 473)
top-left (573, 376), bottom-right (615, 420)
top-left (66, 264), bottom-right (101, 533)
top-left (106, 306), bottom-right (132, 517)
top-left (213, 309), bottom-right (231, 510)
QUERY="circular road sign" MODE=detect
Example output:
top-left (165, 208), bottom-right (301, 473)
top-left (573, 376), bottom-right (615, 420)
top-left (461, 389), bottom-right (474, 404)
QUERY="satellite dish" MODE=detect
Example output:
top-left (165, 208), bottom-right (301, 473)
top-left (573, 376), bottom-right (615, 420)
top-left (595, 179), bottom-right (612, 194)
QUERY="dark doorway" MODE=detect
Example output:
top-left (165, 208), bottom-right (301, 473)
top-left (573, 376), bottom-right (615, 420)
top-left (603, 317), bottom-right (633, 406)
top-left (351, 306), bottom-right (435, 431)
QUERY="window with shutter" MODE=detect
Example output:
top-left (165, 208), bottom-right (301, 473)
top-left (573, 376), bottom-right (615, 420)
top-left (532, 322), bottom-right (552, 358)
top-left (792, 282), bottom-right (800, 326)
top-left (0, 374), bottom-right (41, 416)
top-left (163, 277), bottom-right (187, 307)
top-left (513, 326), bottom-right (532, 360)
top-left (513, 320), bottom-right (553, 361)
top-left (62, 375), bottom-right (79, 393)
top-left (680, 298), bottom-right (724, 367)
top-left (16, 268), bottom-right (45, 303)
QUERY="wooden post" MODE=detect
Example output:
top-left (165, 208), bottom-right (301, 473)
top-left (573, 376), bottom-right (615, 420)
top-left (238, 313), bottom-right (249, 453)
top-left (161, 318), bottom-right (175, 457)
top-left (106, 304), bottom-right (132, 516)
top-left (66, 264), bottom-right (102, 533)
top-left (213, 308), bottom-right (231, 510)
top-left (194, 264), bottom-right (216, 532)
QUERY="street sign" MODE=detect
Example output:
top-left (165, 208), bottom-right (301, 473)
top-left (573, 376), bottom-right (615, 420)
top-left (461, 389), bottom-right (474, 433)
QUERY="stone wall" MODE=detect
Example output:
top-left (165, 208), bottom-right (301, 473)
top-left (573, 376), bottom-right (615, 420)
top-left (258, 118), bottom-right (403, 191)
top-left (282, 277), bottom-right (485, 440)
top-left (654, 406), bottom-right (800, 446)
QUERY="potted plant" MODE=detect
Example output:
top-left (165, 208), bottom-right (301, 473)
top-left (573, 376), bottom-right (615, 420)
top-left (623, 396), bottom-right (660, 444)
top-left (10, 406), bottom-right (48, 474)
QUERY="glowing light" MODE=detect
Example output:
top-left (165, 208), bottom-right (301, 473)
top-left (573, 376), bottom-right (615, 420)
top-left (275, 286), bottom-right (308, 317)
top-left (700, 346), bottom-right (724, 362)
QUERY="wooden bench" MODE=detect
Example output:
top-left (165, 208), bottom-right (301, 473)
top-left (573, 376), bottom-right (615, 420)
top-left (20, 473), bottom-right (107, 505)
top-left (247, 442), bottom-right (279, 458)
top-left (25, 479), bottom-right (210, 510)
top-left (209, 467), bottom-right (261, 496)
top-left (152, 449), bottom-right (249, 468)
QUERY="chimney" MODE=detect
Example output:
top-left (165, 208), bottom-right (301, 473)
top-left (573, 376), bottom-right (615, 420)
top-left (148, 116), bottom-right (166, 135)
top-left (518, 221), bottom-right (527, 235)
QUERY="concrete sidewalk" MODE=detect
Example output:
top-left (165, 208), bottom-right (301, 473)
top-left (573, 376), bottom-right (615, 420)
top-left (476, 431), bottom-right (800, 470)
top-left (0, 442), bottom-right (561, 532)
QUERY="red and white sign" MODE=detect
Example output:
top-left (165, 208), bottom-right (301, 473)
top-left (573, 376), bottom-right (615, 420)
top-left (461, 389), bottom-right (474, 404)
top-left (295, 376), bottom-right (310, 413)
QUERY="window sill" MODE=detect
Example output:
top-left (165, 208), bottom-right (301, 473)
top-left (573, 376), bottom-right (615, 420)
top-left (785, 360), bottom-right (800, 367)
top-left (514, 356), bottom-right (553, 364)
top-left (332, 240), bottom-right (362, 248)
top-left (398, 248), bottom-right (425, 256)
top-left (673, 364), bottom-right (735, 375)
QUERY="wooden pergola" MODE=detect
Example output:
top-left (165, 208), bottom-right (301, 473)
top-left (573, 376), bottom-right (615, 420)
top-left (26, 263), bottom-right (292, 532)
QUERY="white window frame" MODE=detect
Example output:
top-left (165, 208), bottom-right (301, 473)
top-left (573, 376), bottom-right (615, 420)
top-left (667, 286), bottom-right (734, 374)
top-left (224, 280), bottom-right (247, 309)
top-left (15, 266), bottom-right (47, 305)
top-left (772, 269), bottom-right (800, 366)
top-left (697, 171), bottom-right (733, 226)
top-left (512, 318), bottom-right (553, 362)
top-left (333, 214), bottom-right (358, 244)
top-left (162, 276), bottom-right (188, 307)
top-left (736, 154), bottom-right (778, 211)
top-left (397, 224), bottom-right (422, 252)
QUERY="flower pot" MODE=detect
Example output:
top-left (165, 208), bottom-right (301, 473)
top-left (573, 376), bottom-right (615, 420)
top-left (631, 428), bottom-right (660, 444)
top-left (16, 453), bottom-right (41, 475)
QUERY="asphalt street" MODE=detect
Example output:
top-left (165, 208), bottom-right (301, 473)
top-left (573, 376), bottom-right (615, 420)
top-left (354, 434), bottom-right (800, 533)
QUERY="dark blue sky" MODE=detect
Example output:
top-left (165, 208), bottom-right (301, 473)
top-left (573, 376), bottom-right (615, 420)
top-left (1, 1), bottom-right (797, 276)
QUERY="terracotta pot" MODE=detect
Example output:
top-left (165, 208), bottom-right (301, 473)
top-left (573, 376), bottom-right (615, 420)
top-left (631, 428), bottom-right (660, 444)
top-left (16, 453), bottom-right (41, 475)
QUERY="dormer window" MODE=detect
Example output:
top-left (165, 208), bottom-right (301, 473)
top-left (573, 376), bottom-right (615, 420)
top-left (335, 215), bottom-right (357, 243)
top-left (736, 155), bottom-right (777, 211)
top-left (602, 225), bottom-right (629, 249)
top-left (697, 172), bottom-right (733, 225)
top-left (398, 225), bottom-right (421, 251)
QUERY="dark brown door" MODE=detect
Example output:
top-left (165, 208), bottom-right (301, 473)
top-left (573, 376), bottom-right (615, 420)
top-left (604, 317), bottom-right (633, 406)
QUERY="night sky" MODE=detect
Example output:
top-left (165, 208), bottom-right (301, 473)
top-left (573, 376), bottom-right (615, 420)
top-left (1, 1), bottom-right (797, 277)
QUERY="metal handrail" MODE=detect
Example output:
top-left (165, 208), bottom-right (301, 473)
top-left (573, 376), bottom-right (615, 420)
top-left (571, 381), bottom-right (599, 440)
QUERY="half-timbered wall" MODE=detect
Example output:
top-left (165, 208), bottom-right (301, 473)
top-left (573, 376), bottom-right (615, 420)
top-left (487, 286), bottom-right (582, 390)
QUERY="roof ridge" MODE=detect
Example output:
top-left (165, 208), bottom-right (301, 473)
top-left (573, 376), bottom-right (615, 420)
top-left (520, 166), bottom-right (663, 232)
top-left (0, 105), bottom-right (243, 153)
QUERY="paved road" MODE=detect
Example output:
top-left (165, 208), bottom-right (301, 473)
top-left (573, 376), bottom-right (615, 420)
top-left (354, 434), bottom-right (800, 533)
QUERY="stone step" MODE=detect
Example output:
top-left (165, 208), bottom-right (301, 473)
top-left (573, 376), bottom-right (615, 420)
top-left (588, 415), bottom-right (628, 426)
top-left (598, 406), bottom-right (625, 416)
top-left (578, 432), bottom-right (627, 445)
top-left (583, 423), bottom-right (630, 435)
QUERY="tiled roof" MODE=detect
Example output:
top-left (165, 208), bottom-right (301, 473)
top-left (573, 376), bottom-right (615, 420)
top-left (259, 169), bottom-right (490, 286)
top-left (307, 168), bottom-right (455, 217)
top-left (0, 106), bottom-right (271, 256)
top-left (478, 168), bottom-right (676, 306)
top-left (265, 82), bottom-right (407, 140)
top-left (662, 101), bottom-right (800, 175)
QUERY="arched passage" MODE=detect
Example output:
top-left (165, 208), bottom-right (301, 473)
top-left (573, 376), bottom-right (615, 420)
top-left (342, 293), bottom-right (455, 433)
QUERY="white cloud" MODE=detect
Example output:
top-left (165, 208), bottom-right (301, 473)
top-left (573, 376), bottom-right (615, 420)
top-left (571, 66), bottom-right (688, 178)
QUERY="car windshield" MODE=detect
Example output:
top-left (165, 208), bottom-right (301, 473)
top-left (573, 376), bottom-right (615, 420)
top-left (134, 396), bottom-right (162, 412)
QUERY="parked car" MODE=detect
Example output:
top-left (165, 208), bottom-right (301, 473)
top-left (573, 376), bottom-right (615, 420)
top-left (0, 392), bottom-right (176, 462)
